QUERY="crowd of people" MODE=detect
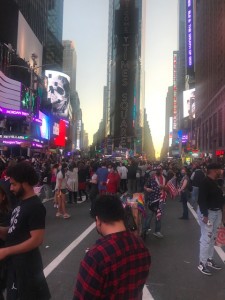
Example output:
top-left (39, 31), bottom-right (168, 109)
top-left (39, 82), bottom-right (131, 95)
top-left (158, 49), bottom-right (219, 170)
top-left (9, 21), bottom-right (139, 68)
top-left (0, 154), bottom-right (224, 298)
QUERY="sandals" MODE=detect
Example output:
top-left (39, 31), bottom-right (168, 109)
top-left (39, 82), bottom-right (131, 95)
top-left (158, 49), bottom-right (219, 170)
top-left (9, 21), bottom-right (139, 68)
top-left (56, 212), bottom-right (63, 217)
top-left (63, 213), bottom-right (71, 219)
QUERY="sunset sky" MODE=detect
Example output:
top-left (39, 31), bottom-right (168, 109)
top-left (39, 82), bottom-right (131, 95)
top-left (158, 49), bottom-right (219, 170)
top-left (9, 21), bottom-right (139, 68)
top-left (63, 0), bottom-right (178, 157)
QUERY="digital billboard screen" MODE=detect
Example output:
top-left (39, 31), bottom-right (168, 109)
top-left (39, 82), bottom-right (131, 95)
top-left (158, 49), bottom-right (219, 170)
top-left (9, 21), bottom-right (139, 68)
top-left (39, 111), bottom-right (50, 140)
top-left (54, 119), bottom-right (66, 147)
top-left (45, 70), bottom-right (70, 118)
top-left (186, 0), bottom-right (194, 75)
top-left (183, 88), bottom-right (195, 119)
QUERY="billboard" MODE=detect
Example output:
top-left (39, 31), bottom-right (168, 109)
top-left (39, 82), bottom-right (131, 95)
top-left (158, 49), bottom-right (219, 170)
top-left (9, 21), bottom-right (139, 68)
top-left (173, 52), bottom-right (178, 130)
top-left (45, 70), bottom-right (70, 118)
top-left (0, 71), bottom-right (21, 110)
top-left (39, 111), bottom-right (50, 140)
top-left (186, 0), bottom-right (194, 75)
top-left (183, 88), bottom-right (195, 118)
top-left (17, 12), bottom-right (43, 75)
top-left (54, 119), bottom-right (66, 147)
top-left (169, 117), bottom-right (173, 147)
top-left (114, 2), bottom-right (139, 148)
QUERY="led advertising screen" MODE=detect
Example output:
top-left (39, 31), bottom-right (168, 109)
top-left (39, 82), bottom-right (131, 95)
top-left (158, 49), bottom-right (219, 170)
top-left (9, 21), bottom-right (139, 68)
top-left (186, 0), bottom-right (194, 75)
top-left (45, 70), bottom-right (70, 118)
top-left (54, 119), bottom-right (66, 147)
top-left (39, 111), bottom-right (50, 140)
top-left (183, 88), bottom-right (195, 118)
top-left (0, 71), bottom-right (21, 110)
top-left (173, 52), bottom-right (178, 130)
top-left (169, 117), bottom-right (173, 147)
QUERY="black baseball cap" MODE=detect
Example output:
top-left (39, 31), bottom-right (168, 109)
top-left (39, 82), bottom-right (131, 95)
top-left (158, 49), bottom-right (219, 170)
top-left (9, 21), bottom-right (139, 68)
top-left (207, 163), bottom-right (223, 170)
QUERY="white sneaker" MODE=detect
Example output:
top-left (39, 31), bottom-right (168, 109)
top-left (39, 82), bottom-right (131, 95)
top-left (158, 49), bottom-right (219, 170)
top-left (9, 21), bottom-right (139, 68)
top-left (153, 232), bottom-right (164, 238)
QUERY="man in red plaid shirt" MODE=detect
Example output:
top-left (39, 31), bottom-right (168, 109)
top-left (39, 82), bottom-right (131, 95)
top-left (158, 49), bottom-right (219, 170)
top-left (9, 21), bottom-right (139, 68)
top-left (73, 195), bottom-right (151, 300)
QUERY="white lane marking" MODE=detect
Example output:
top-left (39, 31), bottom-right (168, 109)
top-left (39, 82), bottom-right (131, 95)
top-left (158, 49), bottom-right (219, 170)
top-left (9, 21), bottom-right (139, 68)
top-left (187, 202), bottom-right (225, 263)
top-left (44, 222), bottom-right (96, 277)
top-left (44, 222), bottom-right (154, 298)
top-left (143, 285), bottom-right (154, 300)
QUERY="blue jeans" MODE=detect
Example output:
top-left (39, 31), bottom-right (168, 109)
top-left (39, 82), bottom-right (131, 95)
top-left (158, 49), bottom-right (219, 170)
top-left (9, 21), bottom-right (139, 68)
top-left (143, 205), bottom-right (162, 233)
top-left (191, 186), bottom-right (199, 207)
top-left (197, 207), bottom-right (222, 264)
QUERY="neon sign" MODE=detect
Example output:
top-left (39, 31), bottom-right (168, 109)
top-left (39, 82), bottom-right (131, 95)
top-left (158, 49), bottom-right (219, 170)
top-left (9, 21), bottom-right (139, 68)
top-left (186, 0), bottom-right (194, 73)
top-left (0, 107), bottom-right (41, 124)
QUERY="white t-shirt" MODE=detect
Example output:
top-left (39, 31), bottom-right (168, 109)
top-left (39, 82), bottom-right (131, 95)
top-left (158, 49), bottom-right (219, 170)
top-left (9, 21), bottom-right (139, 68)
top-left (118, 166), bottom-right (128, 179)
top-left (55, 171), bottom-right (67, 190)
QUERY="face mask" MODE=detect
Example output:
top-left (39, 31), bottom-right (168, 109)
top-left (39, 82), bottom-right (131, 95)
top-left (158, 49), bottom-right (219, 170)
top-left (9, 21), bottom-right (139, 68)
top-left (156, 171), bottom-right (161, 176)
top-left (181, 171), bottom-right (185, 176)
top-left (108, 168), bottom-right (111, 172)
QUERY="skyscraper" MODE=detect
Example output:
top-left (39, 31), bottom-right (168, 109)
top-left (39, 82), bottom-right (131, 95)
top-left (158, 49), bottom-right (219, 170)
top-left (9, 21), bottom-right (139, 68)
top-left (195, 0), bottom-right (225, 156)
top-left (62, 40), bottom-right (77, 92)
top-left (107, 0), bottom-right (146, 150)
top-left (177, 0), bottom-right (186, 129)
top-left (44, 0), bottom-right (64, 68)
top-left (48, 0), bottom-right (64, 42)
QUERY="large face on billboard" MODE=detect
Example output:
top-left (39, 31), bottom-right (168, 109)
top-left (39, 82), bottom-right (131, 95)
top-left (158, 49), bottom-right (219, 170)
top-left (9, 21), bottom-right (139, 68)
top-left (183, 88), bottom-right (195, 119)
top-left (45, 70), bottom-right (70, 118)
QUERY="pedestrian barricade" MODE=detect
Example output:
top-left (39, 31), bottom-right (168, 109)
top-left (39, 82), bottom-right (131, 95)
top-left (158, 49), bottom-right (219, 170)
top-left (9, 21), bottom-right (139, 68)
top-left (120, 193), bottom-right (145, 237)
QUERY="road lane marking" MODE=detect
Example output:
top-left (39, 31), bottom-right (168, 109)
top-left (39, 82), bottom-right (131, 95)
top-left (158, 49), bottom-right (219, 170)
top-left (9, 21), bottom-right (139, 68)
top-left (143, 285), bottom-right (154, 299)
top-left (44, 222), bottom-right (154, 299)
top-left (187, 202), bottom-right (225, 263)
top-left (44, 222), bottom-right (96, 277)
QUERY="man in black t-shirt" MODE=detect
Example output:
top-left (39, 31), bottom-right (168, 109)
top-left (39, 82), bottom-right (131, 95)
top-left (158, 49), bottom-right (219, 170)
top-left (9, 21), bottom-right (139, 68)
top-left (0, 162), bottom-right (51, 300)
top-left (197, 163), bottom-right (225, 276)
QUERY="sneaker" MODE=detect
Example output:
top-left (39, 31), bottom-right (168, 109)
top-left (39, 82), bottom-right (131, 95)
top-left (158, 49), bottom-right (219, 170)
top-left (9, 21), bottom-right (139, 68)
top-left (146, 228), bottom-right (152, 235)
top-left (153, 232), bottom-right (164, 238)
top-left (198, 262), bottom-right (212, 275)
top-left (207, 259), bottom-right (222, 270)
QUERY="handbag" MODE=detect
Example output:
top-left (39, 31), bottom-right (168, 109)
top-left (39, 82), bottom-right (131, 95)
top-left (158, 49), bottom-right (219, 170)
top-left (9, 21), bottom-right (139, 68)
top-left (215, 226), bottom-right (225, 246)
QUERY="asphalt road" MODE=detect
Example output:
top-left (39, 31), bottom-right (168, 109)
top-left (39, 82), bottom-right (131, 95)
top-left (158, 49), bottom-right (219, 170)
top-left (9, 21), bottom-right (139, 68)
top-left (40, 195), bottom-right (225, 300)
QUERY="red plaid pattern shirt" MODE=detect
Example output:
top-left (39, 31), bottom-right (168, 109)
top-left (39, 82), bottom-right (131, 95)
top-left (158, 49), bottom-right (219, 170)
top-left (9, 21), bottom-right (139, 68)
top-left (73, 231), bottom-right (151, 300)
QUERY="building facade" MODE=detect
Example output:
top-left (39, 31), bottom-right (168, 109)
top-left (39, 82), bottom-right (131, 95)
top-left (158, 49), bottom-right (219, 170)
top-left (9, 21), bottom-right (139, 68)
top-left (195, 0), bottom-right (225, 159)
top-left (13, 0), bottom-right (48, 44)
top-left (62, 40), bottom-right (77, 92)
top-left (107, 0), bottom-right (146, 151)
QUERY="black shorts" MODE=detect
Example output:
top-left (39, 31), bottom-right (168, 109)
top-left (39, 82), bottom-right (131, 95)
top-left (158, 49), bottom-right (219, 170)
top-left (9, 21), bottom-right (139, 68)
top-left (56, 189), bottom-right (67, 194)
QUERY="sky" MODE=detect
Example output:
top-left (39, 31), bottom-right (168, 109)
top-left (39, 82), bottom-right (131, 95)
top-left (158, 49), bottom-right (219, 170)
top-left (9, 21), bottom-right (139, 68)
top-left (63, 0), bottom-right (178, 157)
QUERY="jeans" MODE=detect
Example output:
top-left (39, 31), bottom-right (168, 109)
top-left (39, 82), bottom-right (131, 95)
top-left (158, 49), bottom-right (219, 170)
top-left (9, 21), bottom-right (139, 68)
top-left (143, 205), bottom-right (162, 233)
top-left (180, 191), bottom-right (189, 218)
top-left (191, 186), bottom-right (199, 207)
top-left (197, 207), bottom-right (222, 264)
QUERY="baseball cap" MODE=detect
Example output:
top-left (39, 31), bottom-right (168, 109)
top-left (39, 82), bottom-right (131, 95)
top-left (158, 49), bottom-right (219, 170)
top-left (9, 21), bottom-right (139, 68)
top-left (206, 163), bottom-right (223, 170)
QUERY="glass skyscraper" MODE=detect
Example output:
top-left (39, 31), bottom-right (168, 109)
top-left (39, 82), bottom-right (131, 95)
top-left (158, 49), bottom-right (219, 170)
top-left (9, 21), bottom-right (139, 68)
top-left (106, 0), bottom-right (146, 150)
top-left (48, 0), bottom-right (64, 42)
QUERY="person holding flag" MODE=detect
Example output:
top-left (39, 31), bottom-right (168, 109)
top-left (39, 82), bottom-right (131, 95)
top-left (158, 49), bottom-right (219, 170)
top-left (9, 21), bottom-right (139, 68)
top-left (142, 166), bottom-right (167, 239)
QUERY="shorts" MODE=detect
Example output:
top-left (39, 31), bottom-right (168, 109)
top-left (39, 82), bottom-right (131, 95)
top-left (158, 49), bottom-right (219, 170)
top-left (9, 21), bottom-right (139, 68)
top-left (56, 189), bottom-right (67, 194)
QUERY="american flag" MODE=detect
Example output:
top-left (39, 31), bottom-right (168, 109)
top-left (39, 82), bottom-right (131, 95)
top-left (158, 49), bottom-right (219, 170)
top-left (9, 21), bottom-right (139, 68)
top-left (216, 226), bottom-right (225, 246)
top-left (166, 177), bottom-right (178, 199)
